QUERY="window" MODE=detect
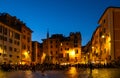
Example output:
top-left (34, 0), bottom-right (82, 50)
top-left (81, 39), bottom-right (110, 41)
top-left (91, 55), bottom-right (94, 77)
top-left (60, 43), bottom-right (62, 46)
top-left (75, 49), bottom-right (78, 54)
top-left (4, 37), bottom-right (7, 41)
top-left (103, 19), bottom-right (105, 23)
top-left (9, 47), bottom-right (12, 51)
top-left (50, 51), bottom-right (53, 55)
top-left (0, 44), bottom-right (2, 49)
top-left (67, 48), bottom-right (69, 50)
top-left (15, 40), bottom-right (20, 46)
top-left (65, 48), bottom-right (69, 50)
top-left (50, 41), bottom-right (53, 44)
top-left (74, 44), bottom-right (78, 47)
top-left (9, 39), bottom-right (13, 43)
top-left (51, 45), bottom-right (53, 48)
top-left (103, 28), bottom-right (106, 33)
top-left (27, 32), bottom-right (30, 35)
top-left (28, 46), bottom-right (30, 51)
top-left (0, 25), bottom-right (2, 33)
top-left (4, 46), bottom-right (7, 50)
top-left (59, 53), bottom-right (63, 58)
top-left (56, 40), bottom-right (58, 43)
top-left (17, 56), bottom-right (19, 58)
top-left (22, 44), bottom-right (26, 49)
top-left (99, 32), bottom-right (103, 37)
top-left (3, 54), bottom-right (7, 57)
top-left (3, 27), bottom-right (7, 35)
top-left (50, 56), bottom-right (53, 60)
top-left (23, 35), bottom-right (26, 39)
top-left (17, 41), bottom-right (20, 46)
top-left (15, 33), bottom-right (20, 40)
top-left (74, 40), bottom-right (78, 44)
top-left (14, 48), bottom-right (17, 52)
top-left (23, 30), bottom-right (25, 33)
top-left (16, 48), bottom-right (20, 52)
top-left (9, 60), bottom-right (12, 63)
top-left (27, 37), bottom-right (30, 42)
top-left (9, 30), bottom-right (13, 38)
top-left (56, 51), bottom-right (57, 54)
top-left (56, 45), bottom-right (58, 48)
top-left (61, 48), bottom-right (62, 51)
top-left (0, 35), bottom-right (3, 40)
top-left (9, 55), bottom-right (12, 58)
top-left (56, 57), bottom-right (58, 59)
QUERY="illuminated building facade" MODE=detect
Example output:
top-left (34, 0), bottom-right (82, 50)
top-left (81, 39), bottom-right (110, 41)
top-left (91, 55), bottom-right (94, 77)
top-left (0, 21), bottom-right (21, 64)
top-left (32, 41), bottom-right (42, 64)
top-left (91, 7), bottom-right (120, 64)
top-left (21, 24), bottom-right (32, 64)
top-left (81, 41), bottom-right (92, 64)
top-left (42, 32), bottom-right (81, 64)
top-left (0, 13), bottom-right (32, 64)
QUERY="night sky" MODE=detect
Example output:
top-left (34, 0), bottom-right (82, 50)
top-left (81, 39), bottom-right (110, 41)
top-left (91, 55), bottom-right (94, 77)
top-left (0, 0), bottom-right (120, 46)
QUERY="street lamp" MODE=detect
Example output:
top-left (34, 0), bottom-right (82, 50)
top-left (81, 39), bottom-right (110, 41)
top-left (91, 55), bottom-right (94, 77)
top-left (69, 50), bottom-right (75, 64)
top-left (24, 52), bottom-right (28, 56)
top-left (70, 50), bottom-right (75, 57)
top-left (101, 35), bottom-right (105, 38)
top-left (21, 51), bottom-right (30, 65)
top-left (100, 34), bottom-right (105, 64)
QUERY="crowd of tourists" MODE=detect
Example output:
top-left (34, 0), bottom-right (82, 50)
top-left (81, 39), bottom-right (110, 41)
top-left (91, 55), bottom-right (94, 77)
top-left (0, 62), bottom-right (120, 72)
top-left (0, 62), bottom-right (69, 71)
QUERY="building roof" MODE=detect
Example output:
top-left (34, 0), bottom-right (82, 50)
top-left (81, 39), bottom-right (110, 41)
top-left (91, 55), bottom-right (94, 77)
top-left (91, 25), bottom-right (100, 42)
top-left (0, 13), bottom-right (33, 32)
top-left (98, 6), bottom-right (120, 24)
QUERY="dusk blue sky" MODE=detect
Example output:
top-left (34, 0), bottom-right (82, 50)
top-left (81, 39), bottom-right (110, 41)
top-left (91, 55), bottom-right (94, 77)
top-left (0, 0), bottom-right (120, 46)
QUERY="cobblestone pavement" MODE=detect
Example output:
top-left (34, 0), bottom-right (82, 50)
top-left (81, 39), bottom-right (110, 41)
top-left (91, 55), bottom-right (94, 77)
top-left (0, 67), bottom-right (120, 78)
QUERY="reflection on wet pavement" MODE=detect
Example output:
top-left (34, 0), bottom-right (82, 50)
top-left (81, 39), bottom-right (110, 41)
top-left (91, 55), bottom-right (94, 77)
top-left (0, 67), bottom-right (120, 78)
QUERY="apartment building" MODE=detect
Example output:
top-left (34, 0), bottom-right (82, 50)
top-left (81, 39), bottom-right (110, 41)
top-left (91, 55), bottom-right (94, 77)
top-left (0, 21), bottom-right (21, 64)
top-left (32, 41), bottom-right (42, 64)
top-left (21, 24), bottom-right (32, 64)
top-left (0, 13), bottom-right (32, 64)
top-left (91, 7), bottom-right (120, 64)
top-left (42, 32), bottom-right (82, 64)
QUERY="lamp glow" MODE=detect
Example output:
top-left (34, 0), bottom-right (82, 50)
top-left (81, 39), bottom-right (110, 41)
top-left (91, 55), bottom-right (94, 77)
top-left (70, 50), bottom-right (75, 56)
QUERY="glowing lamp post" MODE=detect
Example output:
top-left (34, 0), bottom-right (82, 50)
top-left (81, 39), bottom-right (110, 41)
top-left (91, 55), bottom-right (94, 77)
top-left (21, 51), bottom-right (30, 65)
top-left (70, 50), bottom-right (75, 57)
top-left (101, 35), bottom-right (105, 38)
top-left (24, 52), bottom-right (28, 56)
top-left (69, 50), bottom-right (75, 64)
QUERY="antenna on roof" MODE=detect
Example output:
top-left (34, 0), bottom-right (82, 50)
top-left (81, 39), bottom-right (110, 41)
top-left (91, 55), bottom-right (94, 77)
top-left (47, 28), bottom-right (49, 39)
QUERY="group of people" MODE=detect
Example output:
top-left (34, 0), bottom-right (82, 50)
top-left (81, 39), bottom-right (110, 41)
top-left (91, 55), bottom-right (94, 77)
top-left (0, 62), bottom-right (119, 72)
top-left (0, 62), bottom-right (69, 72)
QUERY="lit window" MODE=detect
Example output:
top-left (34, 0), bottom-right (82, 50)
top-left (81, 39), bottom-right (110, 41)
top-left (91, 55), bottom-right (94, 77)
top-left (9, 31), bottom-right (13, 38)
top-left (60, 43), bottom-right (62, 46)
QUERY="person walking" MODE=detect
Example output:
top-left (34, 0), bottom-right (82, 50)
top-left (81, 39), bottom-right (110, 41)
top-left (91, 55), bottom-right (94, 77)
top-left (88, 62), bottom-right (93, 78)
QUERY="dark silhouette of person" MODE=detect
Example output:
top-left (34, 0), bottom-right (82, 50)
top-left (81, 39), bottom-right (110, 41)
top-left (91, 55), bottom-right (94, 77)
top-left (90, 62), bottom-right (93, 73)
top-left (88, 62), bottom-right (93, 78)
